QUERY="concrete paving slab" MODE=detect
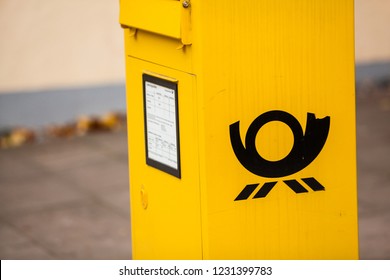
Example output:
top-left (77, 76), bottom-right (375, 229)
top-left (63, 159), bottom-right (129, 195)
top-left (0, 223), bottom-right (53, 259)
top-left (356, 90), bottom-right (390, 260)
top-left (0, 131), bottom-right (132, 260)
top-left (0, 150), bottom-right (46, 183)
top-left (358, 213), bottom-right (390, 260)
top-left (0, 176), bottom-right (86, 215)
top-left (358, 173), bottom-right (390, 216)
top-left (88, 131), bottom-right (129, 158)
top-left (28, 139), bottom-right (110, 173)
top-left (8, 201), bottom-right (131, 260)
top-left (97, 190), bottom-right (131, 217)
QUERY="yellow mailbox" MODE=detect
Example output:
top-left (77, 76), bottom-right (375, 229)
top-left (120, 0), bottom-right (358, 259)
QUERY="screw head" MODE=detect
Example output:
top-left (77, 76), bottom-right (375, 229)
top-left (182, 1), bottom-right (190, 8)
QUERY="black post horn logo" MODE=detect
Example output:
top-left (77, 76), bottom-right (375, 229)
top-left (229, 110), bottom-right (330, 201)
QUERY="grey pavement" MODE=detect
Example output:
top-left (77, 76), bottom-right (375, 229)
top-left (356, 87), bottom-right (390, 259)
top-left (0, 88), bottom-right (390, 259)
top-left (0, 131), bottom-right (131, 259)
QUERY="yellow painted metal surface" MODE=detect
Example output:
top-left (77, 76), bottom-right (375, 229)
top-left (125, 55), bottom-right (202, 259)
top-left (120, 0), bottom-right (192, 45)
top-left (121, 0), bottom-right (358, 259)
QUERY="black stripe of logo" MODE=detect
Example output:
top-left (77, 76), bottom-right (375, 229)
top-left (283, 180), bottom-right (308, 193)
top-left (253, 182), bottom-right (277, 199)
top-left (234, 184), bottom-right (259, 201)
top-left (302, 177), bottom-right (325, 191)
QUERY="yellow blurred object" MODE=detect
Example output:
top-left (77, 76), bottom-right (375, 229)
top-left (76, 113), bottom-right (125, 134)
top-left (99, 112), bottom-right (123, 130)
top-left (46, 124), bottom-right (77, 139)
top-left (0, 128), bottom-right (35, 148)
top-left (76, 115), bottom-right (93, 135)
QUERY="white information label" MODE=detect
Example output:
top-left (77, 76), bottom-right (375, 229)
top-left (145, 81), bottom-right (178, 170)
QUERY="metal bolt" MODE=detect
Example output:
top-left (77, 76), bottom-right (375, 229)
top-left (182, 0), bottom-right (190, 8)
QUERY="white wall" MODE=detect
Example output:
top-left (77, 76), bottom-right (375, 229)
top-left (355, 0), bottom-right (390, 63)
top-left (0, 0), bottom-right (124, 93)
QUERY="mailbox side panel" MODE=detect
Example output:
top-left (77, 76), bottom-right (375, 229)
top-left (197, 0), bottom-right (358, 259)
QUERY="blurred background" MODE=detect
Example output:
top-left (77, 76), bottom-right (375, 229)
top-left (0, 0), bottom-right (389, 259)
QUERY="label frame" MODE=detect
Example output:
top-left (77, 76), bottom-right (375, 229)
top-left (143, 73), bottom-right (181, 178)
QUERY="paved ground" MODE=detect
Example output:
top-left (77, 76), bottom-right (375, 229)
top-left (0, 89), bottom-right (389, 259)
top-left (0, 131), bottom-right (131, 259)
top-left (356, 87), bottom-right (390, 259)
